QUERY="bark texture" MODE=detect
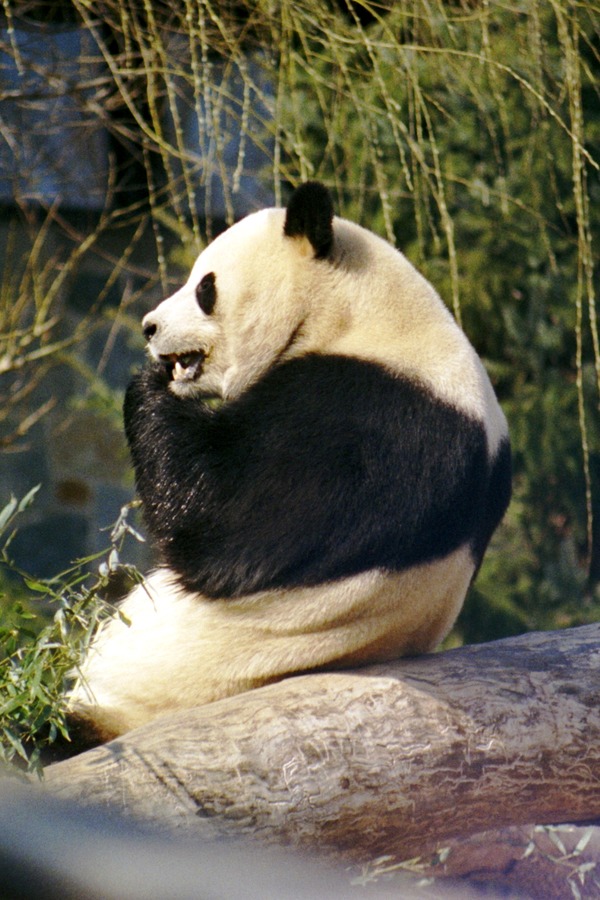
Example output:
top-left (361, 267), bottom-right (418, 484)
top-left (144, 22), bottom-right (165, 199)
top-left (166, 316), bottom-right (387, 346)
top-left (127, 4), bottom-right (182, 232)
top-left (44, 624), bottom-right (600, 871)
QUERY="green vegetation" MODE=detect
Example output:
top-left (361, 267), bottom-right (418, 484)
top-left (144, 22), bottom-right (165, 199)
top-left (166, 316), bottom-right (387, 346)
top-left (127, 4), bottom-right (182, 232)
top-left (0, 0), bottom-right (598, 763)
top-left (0, 492), bottom-right (143, 774)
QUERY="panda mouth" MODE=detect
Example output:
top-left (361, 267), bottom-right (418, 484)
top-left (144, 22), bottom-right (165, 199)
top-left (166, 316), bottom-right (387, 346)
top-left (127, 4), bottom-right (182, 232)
top-left (162, 351), bottom-right (206, 383)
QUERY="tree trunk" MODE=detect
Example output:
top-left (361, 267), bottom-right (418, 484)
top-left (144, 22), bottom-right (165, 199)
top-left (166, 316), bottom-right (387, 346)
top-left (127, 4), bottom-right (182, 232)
top-left (44, 624), bottom-right (600, 871)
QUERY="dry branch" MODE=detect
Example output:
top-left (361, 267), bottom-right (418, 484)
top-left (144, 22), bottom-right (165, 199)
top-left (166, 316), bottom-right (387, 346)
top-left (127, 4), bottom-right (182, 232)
top-left (44, 623), bottom-right (600, 868)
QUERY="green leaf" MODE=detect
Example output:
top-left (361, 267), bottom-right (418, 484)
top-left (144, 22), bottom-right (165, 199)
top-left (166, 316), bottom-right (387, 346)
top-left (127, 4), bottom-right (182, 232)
top-left (23, 578), bottom-right (50, 594)
top-left (17, 485), bottom-right (41, 514)
top-left (2, 728), bottom-right (27, 762)
top-left (0, 498), bottom-right (17, 534)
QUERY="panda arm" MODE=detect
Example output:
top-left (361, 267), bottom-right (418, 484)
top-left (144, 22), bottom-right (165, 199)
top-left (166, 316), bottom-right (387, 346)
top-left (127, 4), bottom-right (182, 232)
top-left (124, 357), bottom-right (495, 598)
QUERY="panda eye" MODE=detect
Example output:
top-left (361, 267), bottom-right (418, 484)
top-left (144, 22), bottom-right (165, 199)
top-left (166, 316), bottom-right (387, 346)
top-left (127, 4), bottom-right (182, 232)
top-left (196, 272), bottom-right (217, 315)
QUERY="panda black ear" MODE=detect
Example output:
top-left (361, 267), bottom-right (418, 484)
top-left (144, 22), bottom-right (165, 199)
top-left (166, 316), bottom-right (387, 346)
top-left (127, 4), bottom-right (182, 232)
top-left (283, 182), bottom-right (334, 260)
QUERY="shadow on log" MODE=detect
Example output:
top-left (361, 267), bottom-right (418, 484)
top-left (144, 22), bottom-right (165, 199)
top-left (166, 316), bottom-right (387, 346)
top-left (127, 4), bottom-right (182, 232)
top-left (43, 624), bottom-right (600, 896)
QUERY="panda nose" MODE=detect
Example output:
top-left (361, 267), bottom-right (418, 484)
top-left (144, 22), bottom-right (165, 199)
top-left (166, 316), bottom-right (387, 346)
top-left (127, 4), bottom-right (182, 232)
top-left (142, 317), bottom-right (157, 342)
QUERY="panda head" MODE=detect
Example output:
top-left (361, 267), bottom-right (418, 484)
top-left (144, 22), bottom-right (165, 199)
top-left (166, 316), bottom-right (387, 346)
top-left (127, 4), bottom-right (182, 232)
top-left (142, 183), bottom-right (337, 400)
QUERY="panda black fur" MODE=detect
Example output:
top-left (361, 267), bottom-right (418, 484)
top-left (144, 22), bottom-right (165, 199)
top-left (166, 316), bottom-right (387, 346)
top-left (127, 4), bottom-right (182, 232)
top-left (69, 182), bottom-right (511, 742)
top-left (125, 357), bottom-right (505, 597)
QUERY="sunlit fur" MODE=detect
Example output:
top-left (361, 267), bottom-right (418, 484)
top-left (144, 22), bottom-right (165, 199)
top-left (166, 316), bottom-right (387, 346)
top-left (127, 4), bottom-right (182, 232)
top-left (139, 209), bottom-right (506, 452)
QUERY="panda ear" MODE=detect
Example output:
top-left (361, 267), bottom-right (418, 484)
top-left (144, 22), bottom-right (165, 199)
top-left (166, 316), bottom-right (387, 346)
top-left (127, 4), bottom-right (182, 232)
top-left (283, 182), bottom-right (334, 260)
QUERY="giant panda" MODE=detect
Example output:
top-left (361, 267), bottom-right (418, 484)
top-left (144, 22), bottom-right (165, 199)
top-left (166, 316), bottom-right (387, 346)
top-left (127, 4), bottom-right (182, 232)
top-left (68, 182), bottom-right (511, 743)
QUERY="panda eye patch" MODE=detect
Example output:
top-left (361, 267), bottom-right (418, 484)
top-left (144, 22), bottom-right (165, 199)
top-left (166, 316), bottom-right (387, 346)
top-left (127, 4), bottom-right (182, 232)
top-left (196, 272), bottom-right (217, 315)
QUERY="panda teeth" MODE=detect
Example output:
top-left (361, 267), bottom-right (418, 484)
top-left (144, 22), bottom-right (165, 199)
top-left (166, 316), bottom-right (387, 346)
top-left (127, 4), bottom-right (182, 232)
top-left (174, 361), bottom-right (187, 381)
top-left (173, 360), bottom-right (197, 382)
top-left (170, 351), bottom-right (205, 383)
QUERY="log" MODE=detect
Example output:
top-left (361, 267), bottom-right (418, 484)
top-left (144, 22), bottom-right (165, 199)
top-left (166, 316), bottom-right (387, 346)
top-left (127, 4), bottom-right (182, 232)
top-left (44, 623), bottom-right (600, 867)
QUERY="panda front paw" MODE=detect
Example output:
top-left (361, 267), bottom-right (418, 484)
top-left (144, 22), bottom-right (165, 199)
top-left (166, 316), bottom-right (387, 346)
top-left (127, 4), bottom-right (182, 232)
top-left (127, 363), bottom-right (170, 398)
top-left (142, 361), bottom-right (171, 391)
top-left (124, 363), bottom-right (171, 429)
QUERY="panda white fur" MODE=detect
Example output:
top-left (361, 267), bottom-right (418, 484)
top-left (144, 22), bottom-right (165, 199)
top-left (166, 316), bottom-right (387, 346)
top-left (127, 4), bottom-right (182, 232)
top-left (68, 182), bottom-right (511, 744)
